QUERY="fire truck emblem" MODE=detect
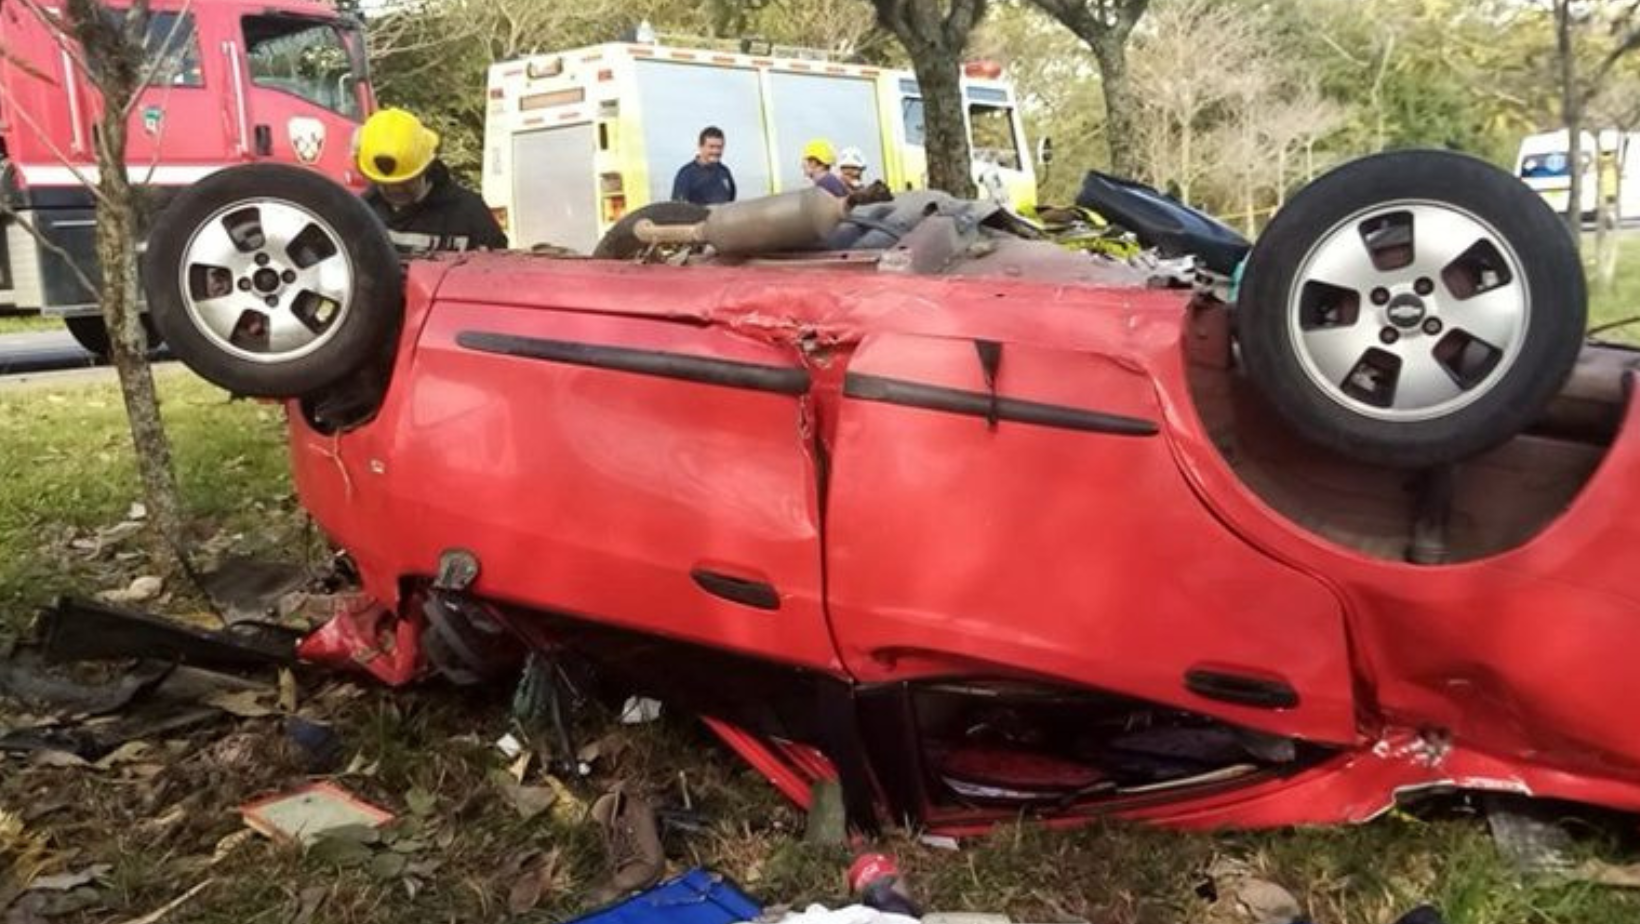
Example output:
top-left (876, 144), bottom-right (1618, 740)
top-left (288, 117), bottom-right (326, 164)
top-left (141, 106), bottom-right (163, 136)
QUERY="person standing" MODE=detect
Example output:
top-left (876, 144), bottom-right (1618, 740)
top-left (801, 139), bottom-right (849, 197)
top-left (357, 108), bottom-right (508, 255)
top-left (671, 126), bottom-right (737, 205)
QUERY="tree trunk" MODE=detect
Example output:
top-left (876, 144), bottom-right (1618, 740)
top-left (910, 52), bottom-right (976, 197)
top-left (1600, 138), bottom-right (1624, 288)
top-left (1277, 146), bottom-right (1288, 208)
top-left (1558, 0), bottom-right (1584, 251)
top-left (1243, 178), bottom-right (1256, 238)
top-left (1089, 36), bottom-right (1140, 178)
top-left (69, 0), bottom-right (195, 581)
top-left (1180, 118), bottom-right (1193, 206)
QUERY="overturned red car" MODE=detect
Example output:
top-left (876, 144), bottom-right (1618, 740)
top-left (142, 150), bottom-right (1640, 834)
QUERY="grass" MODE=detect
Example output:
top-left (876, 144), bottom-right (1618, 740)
top-left (0, 368), bottom-right (307, 622)
top-left (0, 314), bottom-right (65, 335)
top-left (4, 357), bottom-right (1640, 922)
top-left (1587, 235), bottom-right (1640, 339)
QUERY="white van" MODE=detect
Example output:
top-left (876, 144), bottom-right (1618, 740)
top-left (481, 39), bottom-right (1038, 254)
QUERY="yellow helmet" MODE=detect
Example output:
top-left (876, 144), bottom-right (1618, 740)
top-left (802, 138), bottom-right (836, 166)
top-left (357, 108), bottom-right (440, 184)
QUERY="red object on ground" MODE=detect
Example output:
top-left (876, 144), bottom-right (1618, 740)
top-left (296, 596), bottom-right (424, 686)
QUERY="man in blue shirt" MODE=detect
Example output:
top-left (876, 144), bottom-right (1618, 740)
top-left (671, 126), bottom-right (737, 205)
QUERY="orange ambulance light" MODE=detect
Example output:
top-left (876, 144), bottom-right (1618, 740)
top-left (963, 59), bottom-right (1003, 79)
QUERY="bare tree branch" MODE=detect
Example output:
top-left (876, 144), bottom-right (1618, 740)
top-left (123, 0), bottom-right (196, 119)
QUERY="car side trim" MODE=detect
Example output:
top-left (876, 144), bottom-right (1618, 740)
top-left (456, 331), bottom-right (812, 396)
top-left (842, 372), bottom-right (1159, 436)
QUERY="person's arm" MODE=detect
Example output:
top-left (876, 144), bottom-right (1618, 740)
top-left (725, 165), bottom-right (737, 202)
top-left (671, 164), bottom-right (691, 203)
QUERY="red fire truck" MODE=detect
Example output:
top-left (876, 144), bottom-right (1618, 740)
top-left (0, 0), bottom-right (372, 353)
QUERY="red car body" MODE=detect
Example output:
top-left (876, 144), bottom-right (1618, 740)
top-left (287, 250), bottom-right (1640, 832)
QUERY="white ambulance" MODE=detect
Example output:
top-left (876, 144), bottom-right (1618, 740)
top-left (1516, 128), bottom-right (1640, 220)
top-left (481, 38), bottom-right (1038, 254)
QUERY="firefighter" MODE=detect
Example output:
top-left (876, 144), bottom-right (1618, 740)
top-left (801, 139), bottom-right (849, 198)
top-left (357, 108), bottom-right (508, 255)
top-left (837, 147), bottom-right (868, 192)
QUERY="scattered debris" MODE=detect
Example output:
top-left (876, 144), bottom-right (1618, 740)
top-left (240, 782), bottom-right (394, 845)
top-left (38, 597), bottom-right (297, 669)
top-left (199, 556), bottom-right (310, 624)
top-left (495, 733), bottom-right (525, 760)
top-left (619, 697), bottom-right (663, 725)
top-left (917, 834), bottom-right (960, 852)
top-left (506, 849), bottom-right (565, 916)
top-left (1571, 858), bottom-right (1640, 888)
top-left (284, 717), bottom-right (344, 773)
top-left (564, 869), bottom-right (758, 924)
top-left (848, 854), bottom-right (922, 918)
top-left (1484, 797), bottom-right (1574, 874)
top-left (757, 905), bottom-right (919, 924)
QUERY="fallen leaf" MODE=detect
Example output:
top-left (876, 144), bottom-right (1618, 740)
top-left (405, 859), bottom-right (443, 878)
top-left (405, 788), bottom-right (436, 817)
top-left (28, 751), bottom-right (89, 769)
top-left (497, 782), bottom-right (556, 822)
top-left (507, 752), bottom-right (531, 783)
top-left (389, 839), bottom-right (428, 855)
top-left (98, 575), bottom-right (163, 605)
top-left (314, 824), bottom-right (380, 846)
top-left (204, 691), bottom-right (274, 718)
top-left (93, 741), bottom-right (154, 770)
top-left (27, 864), bottom-right (110, 892)
top-left (277, 670), bottom-right (298, 713)
top-left (506, 870), bottom-right (545, 916)
top-left (289, 886), bottom-right (328, 924)
top-left (305, 837), bottom-right (371, 868)
top-left (368, 852), bottom-right (408, 881)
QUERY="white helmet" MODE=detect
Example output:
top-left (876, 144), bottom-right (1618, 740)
top-left (838, 147), bottom-right (867, 169)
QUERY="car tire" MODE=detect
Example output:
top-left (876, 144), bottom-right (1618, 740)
top-left (142, 163), bottom-right (402, 399)
top-left (1237, 149), bottom-right (1585, 468)
top-left (592, 202), bottom-right (709, 260)
top-left (64, 315), bottom-right (163, 359)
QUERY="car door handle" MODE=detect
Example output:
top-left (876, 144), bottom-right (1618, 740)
top-left (691, 568), bottom-right (780, 611)
top-left (1184, 667), bottom-right (1299, 710)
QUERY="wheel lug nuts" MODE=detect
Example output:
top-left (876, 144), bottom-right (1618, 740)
top-left (1423, 318), bottom-right (1443, 336)
top-left (264, 296), bottom-right (279, 308)
top-left (1414, 277), bottom-right (1434, 296)
top-left (1371, 287), bottom-right (1390, 305)
top-left (281, 270), bottom-right (297, 284)
top-left (1380, 327), bottom-right (1400, 345)
top-left (254, 253), bottom-right (270, 266)
top-left (237, 278), bottom-right (251, 291)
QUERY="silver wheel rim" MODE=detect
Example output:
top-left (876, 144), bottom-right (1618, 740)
top-left (1287, 200), bottom-right (1529, 423)
top-left (176, 198), bottom-right (354, 364)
